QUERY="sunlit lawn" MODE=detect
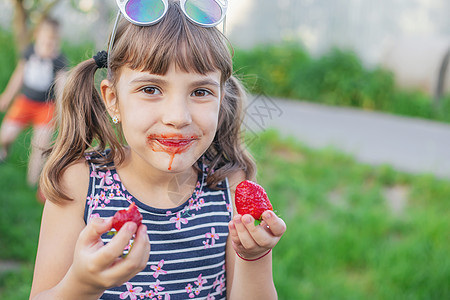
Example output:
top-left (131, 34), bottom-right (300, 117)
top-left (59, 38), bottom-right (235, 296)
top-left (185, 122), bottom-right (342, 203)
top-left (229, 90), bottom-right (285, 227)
top-left (0, 129), bottom-right (449, 299)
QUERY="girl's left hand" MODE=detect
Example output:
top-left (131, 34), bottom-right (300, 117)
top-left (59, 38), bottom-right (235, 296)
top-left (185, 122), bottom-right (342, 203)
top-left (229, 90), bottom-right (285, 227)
top-left (228, 210), bottom-right (286, 260)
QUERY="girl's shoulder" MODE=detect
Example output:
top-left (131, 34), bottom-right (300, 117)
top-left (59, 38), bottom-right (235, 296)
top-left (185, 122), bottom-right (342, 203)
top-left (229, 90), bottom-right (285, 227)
top-left (59, 156), bottom-right (90, 206)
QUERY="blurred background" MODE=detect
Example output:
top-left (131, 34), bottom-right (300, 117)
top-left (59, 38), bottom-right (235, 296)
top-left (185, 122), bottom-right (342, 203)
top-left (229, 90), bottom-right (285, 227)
top-left (0, 0), bottom-right (449, 299)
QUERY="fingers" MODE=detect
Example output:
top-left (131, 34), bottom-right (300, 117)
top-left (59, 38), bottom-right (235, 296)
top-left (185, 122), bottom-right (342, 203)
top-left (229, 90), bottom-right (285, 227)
top-left (229, 211), bottom-right (286, 253)
top-left (262, 210), bottom-right (287, 237)
top-left (96, 222), bottom-right (139, 268)
top-left (78, 217), bottom-right (113, 249)
top-left (109, 224), bottom-right (150, 275)
top-left (229, 216), bottom-right (258, 250)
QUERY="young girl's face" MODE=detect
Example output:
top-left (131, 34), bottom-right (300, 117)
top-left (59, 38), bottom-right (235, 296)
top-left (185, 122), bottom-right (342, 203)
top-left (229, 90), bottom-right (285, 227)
top-left (109, 63), bottom-right (222, 173)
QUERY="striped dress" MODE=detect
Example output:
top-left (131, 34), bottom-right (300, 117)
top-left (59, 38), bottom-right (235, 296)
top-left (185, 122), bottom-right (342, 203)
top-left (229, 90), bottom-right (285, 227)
top-left (84, 152), bottom-right (232, 300)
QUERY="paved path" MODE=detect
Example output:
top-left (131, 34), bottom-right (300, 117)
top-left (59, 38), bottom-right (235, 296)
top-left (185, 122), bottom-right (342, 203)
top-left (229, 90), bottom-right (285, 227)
top-left (244, 95), bottom-right (450, 179)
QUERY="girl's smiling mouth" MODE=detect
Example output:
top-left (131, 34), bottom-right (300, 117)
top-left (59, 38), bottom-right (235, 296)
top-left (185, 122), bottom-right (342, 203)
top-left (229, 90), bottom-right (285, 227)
top-left (147, 133), bottom-right (199, 170)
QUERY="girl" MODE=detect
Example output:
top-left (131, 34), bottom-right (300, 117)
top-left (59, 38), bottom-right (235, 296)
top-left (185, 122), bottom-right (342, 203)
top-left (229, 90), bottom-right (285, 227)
top-left (30, 1), bottom-right (286, 299)
top-left (0, 17), bottom-right (66, 187)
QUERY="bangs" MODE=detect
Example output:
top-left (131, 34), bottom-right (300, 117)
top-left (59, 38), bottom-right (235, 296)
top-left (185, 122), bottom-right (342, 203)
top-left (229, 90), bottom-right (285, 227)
top-left (110, 2), bottom-right (232, 83)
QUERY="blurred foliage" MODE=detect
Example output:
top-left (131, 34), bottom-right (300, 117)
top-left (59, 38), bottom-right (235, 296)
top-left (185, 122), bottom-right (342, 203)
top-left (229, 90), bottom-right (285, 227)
top-left (251, 130), bottom-right (450, 300)
top-left (1, 129), bottom-right (449, 299)
top-left (0, 28), bottom-right (449, 299)
top-left (0, 31), bottom-right (19, 90)
top-left (233, 43), bottom-right (450, 123)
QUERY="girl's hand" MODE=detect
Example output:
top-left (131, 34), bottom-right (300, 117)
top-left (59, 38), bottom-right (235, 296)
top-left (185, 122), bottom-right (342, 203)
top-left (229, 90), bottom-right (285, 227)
top-left (64, 217), bottom-right (150, 297)
top-left (228, 210), bottom-right (286, 260)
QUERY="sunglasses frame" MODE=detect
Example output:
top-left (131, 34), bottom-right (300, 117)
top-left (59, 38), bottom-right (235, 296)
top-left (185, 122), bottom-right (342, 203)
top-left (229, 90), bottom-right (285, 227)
top-left (115, 0), bottom-right (228, 28)
top-left (108, 0), bottom-right (228, 69)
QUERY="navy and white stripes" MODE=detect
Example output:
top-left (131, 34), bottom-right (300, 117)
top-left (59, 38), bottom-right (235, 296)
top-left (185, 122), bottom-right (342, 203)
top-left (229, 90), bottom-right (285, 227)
top-left (84, 153), bottom-right (232, 300)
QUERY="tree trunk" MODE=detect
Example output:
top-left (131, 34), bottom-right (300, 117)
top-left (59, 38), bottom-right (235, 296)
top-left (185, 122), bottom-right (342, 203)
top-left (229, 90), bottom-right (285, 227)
top-left (12, 0), bottom-right (30, 53)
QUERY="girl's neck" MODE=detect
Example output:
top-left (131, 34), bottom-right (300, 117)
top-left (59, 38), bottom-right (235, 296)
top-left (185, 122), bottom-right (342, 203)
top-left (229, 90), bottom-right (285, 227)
top-left (115, 147), bottom-right (199, 209)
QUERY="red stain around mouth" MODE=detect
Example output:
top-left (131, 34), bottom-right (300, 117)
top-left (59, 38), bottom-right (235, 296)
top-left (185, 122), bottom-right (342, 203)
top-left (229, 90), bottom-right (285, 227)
top-left (147, 133), bottom-right (198, 170)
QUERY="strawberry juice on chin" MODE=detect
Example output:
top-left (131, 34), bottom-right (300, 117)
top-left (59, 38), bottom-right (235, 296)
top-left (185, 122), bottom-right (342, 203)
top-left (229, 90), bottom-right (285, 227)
top-left (147, 133), bottom-right (198, 170)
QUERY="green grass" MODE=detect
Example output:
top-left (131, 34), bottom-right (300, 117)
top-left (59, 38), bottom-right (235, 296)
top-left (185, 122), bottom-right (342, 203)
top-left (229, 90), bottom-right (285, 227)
top-left (0, 130), bottom-right (449, 299)
top-left (250, 131), bottom-right (449, 299)
top-left (0, 127), bottom-right (41, 299)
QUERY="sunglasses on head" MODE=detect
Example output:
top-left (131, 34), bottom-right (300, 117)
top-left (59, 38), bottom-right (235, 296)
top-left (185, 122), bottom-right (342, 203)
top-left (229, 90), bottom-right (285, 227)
top-left (115, 0), bottom-right (228, 27)
top-left (106, 0), bottom-right (228, 69)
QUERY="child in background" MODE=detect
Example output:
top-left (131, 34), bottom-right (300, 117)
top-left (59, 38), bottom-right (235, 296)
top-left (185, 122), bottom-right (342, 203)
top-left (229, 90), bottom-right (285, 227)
top-left (30, 1), bottom-right (286, 299)
top-left (0, 16), bottom-right (67, 187)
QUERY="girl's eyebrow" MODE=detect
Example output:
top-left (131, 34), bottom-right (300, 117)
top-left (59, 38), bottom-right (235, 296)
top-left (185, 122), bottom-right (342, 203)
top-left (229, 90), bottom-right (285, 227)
top-left (129, 76), bottom-right (166, 85)
top-left (189, 79), bottom-right (220, 89)
top-left (129, 76), bottom-right (220, 88)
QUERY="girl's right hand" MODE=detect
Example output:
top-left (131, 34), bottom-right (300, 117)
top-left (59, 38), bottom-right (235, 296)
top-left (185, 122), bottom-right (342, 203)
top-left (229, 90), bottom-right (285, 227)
top-left (64, 217), bottom-right (150, 297)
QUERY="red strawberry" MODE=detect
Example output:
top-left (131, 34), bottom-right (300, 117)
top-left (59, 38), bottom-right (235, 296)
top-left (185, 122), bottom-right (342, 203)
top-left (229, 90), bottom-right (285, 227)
top-left (235, 180), bottom-right (273, 220)
top-left (112, 202), bottom-right (143, 231)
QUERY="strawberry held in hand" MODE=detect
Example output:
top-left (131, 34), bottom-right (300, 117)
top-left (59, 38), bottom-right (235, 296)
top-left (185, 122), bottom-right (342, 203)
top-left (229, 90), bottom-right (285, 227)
top-left (112, 202), bottom-right (143, 231)
top-left (235, 180), bottom-right (273, 221)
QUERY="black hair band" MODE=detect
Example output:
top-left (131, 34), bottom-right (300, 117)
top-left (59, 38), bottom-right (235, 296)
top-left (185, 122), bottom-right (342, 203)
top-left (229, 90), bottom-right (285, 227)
top-left (93, 50), bottom-right (108, 69)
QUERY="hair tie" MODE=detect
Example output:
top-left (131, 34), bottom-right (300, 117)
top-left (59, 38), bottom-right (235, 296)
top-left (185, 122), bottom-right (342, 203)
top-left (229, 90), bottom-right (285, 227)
top-left (93, 50), bottom-right (108, 68)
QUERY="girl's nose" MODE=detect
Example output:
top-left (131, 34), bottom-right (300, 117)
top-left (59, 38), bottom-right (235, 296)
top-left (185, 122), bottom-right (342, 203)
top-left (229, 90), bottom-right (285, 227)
top-left (161, 97), bottom-right (192, 128)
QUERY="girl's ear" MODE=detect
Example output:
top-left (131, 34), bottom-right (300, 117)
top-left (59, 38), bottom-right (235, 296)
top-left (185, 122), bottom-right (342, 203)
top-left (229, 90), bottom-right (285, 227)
top-left (100, 79), bottom-right (120, 121)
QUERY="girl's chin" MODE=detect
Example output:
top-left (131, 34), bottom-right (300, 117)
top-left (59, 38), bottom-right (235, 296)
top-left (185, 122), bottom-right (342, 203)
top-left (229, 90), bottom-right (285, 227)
top-left (153, 152), bottom-right (196, 172)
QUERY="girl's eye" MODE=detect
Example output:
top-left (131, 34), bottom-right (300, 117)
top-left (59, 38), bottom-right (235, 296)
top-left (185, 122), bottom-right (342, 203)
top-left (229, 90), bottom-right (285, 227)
top-left (192, 89), bottom-right (211, 97)
top-left (142, 86), bottom-right (161, 95)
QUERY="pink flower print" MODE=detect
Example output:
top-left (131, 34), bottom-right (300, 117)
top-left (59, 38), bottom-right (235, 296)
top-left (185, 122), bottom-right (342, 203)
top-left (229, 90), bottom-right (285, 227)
top-left (89, 213), bottom-right (100, 220)
top-left (212, 276), bottom-right (220, 289)
top-left (124, 239), bottom-right (133, 251)
top-left (216, 274), bottom-right (225, 295)
top-left (193, 202), bottom-right (201, 211)
top-left (90, 170), bottom-right (97, 177)
top-left (151, 260), bottom-right (167, 278)
top-left (226, 203), bottom-right (232, 213)
top-left (195, 290), bottom-right (200, 296)
top-left (120, 282), bottom-right (143, 300)
top-left (164, 293), bottom-right (170, 300)
top-left (203, 240), bottom-right (210, 249)
top-left (98, 170), bottom-right (114, 188)
top-left (150, 279), bottom-right (165, 294)
top-left (166, 211), bottom-right (172, 216)
top-left (109, 192), bottom-right (115, 199)
top-left (88, 195), bottom-right (101, 210)
top-left (144, 290), bottom-right (155, 298)
top-left (170, 212), bottom-right (188, 230)
top-left (194, 274), bottom-right (207, 290)
top-left (206, 294), bottom-right (215, 300)
top-left (205, 227), bottom-right (220, 247)
top-left (199, 198), bottom-right (205, 205)
top-left (185, 283), bottom-right (195, 298)
top-left (113, 173), bottom-right (121, 182)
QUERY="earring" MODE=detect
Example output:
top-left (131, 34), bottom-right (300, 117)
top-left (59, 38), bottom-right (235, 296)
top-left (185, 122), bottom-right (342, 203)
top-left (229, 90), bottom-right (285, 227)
top-left (112, 116), bottom-right (119, 124)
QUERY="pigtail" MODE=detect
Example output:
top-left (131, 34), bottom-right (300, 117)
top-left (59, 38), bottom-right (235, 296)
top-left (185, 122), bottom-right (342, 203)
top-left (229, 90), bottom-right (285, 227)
top-left (204, 75), bottom-right (257, 187)
top-left (40, 58), bottom-right (123, 202)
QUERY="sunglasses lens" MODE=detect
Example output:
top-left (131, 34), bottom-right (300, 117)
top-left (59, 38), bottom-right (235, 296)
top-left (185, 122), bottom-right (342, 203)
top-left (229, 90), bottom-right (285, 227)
top-left (125, 0), bottom-right (166, 24)
top-left (184, 0), bottom-right (223, 25)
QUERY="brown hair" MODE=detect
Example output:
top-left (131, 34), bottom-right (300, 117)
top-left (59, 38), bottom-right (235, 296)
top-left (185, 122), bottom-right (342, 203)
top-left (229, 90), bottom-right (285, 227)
top-left (41, 1), bottom-right (256, 202)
